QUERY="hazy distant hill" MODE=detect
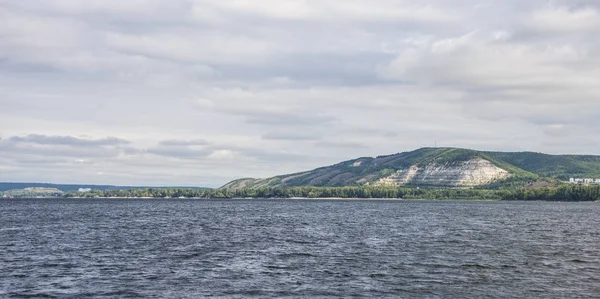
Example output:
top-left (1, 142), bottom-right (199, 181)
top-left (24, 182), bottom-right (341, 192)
top-left (0, 182), bottom-right (209, 192)
top-left (221, 148), bottom-right (600, 190)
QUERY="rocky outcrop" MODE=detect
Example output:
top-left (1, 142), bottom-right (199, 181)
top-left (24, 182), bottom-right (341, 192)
top-left (374, 158), bottom-right (510, 187)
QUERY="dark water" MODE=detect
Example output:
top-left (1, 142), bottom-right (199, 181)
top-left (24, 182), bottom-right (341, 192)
top-left (1, 199), bottom-right (600, 298)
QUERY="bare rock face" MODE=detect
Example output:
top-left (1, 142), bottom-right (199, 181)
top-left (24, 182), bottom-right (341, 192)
top-left (375, 158), bottom-right (510, 187)
top-left (377, 165), bottom-right (419, 185)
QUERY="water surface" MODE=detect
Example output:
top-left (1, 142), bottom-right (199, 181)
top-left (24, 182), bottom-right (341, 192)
top-left (1, 199), bottom-right (599, 298)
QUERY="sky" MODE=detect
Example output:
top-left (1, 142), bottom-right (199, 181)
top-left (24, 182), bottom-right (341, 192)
top-left (1, 0), bottom-right (600, 187)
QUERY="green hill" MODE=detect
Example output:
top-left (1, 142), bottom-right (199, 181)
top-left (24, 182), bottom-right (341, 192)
top-left (483, 151), bottom-right (600, 180)
top-left (221, 148), bottom-right (600, 190)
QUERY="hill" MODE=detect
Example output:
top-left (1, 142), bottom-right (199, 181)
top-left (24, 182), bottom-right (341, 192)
top-left (0, 182), bottom-right (210, 192)
top-left (221, 148), bottom-right (600, 190)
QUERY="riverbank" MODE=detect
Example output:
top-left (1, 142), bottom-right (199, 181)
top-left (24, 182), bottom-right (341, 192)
top-left (13, 196), bottom-right (500, 201)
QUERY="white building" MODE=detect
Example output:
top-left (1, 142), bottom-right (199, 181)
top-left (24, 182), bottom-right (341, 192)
top-left (569, 178), bottom-right (600, 185)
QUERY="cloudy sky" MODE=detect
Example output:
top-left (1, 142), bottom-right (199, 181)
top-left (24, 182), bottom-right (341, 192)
top-left (1, 0), bottom-right (599, 187)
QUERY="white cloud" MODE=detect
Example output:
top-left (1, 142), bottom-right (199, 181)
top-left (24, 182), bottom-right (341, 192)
top-left (531, 6), bottom-right (600, 33)
top-left (380, 31), bottom-right (600, 101)
top-left (105, 30), bottom-right (276, 66)
top-left (7, 0), bottom-right (191, 20)
top-left (1, 0), bottom-right (600, 186)
top-left (193, 0), bottom-right (455, 23)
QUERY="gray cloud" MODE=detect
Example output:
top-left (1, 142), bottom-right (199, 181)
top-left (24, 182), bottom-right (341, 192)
top-left (159, 139), bottom-right (210, 146)
top-left (146, 139), bottom-right (312, 164)
top-left (2, 0), bottom-right (600, 186)
top-left (146, 146), bottom-right (213, 160)
top-left (0, 134), bottom-right (135, 161)
top-left (224, 145), bottom-right (313, 163)
top-left (315, 140), bottom-right (370, 149)
top-left (9, 134), bottom-right (130, 147)
top-left (245, 111), bottom-right (336, 126)
top-left (262, 131), bottom-right (320, 141)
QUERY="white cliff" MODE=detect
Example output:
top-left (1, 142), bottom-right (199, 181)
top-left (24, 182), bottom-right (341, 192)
top-left (375, 158), bottom-right (510, 187)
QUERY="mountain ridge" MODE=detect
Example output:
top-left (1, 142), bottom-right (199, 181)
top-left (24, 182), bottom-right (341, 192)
top-left (221, 147), bottom-right (600, 190)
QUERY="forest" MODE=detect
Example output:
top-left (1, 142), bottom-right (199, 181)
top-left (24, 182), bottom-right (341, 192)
top-left (62, 184), bottom-right (600, 201)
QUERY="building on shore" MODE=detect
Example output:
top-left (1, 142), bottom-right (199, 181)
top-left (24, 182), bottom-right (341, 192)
top-left (569, 178), bottom-right (600, 185)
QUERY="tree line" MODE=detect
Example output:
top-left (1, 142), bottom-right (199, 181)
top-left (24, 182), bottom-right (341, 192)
top-left (62, 184), bottom-right (600, 201)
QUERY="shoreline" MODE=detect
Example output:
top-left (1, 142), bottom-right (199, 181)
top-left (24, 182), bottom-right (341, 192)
top-left (10, 196), bottom-right (501, 201)
top-left (4, 197), bottom-right (597, 202)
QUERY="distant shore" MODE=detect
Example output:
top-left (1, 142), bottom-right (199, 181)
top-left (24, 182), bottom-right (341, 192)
top-left (55, 196), bottom-right (408, 200)
top-left (9, 196), bottom-right (500, 201)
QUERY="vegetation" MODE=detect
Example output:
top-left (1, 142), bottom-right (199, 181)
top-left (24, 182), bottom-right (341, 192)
top-left (413, 148), bottom-right (479, 165)
top-left (499, 185), bottom-right (600, 201)
top-left (2, 187), bottom-right (63, 198)
top-left (485, 151), bottom-right (600, 181)
top-left (58, 185), bottom-right (600, 202)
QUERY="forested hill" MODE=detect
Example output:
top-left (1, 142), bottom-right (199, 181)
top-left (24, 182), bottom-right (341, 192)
top-left (222, 148), bottom-right (600, 189)
top-left (482, 151), bottom-right (600, 180)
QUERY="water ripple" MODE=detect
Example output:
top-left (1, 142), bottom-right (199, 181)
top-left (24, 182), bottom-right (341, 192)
top-left (1, 199), bottom-right (600, 298)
